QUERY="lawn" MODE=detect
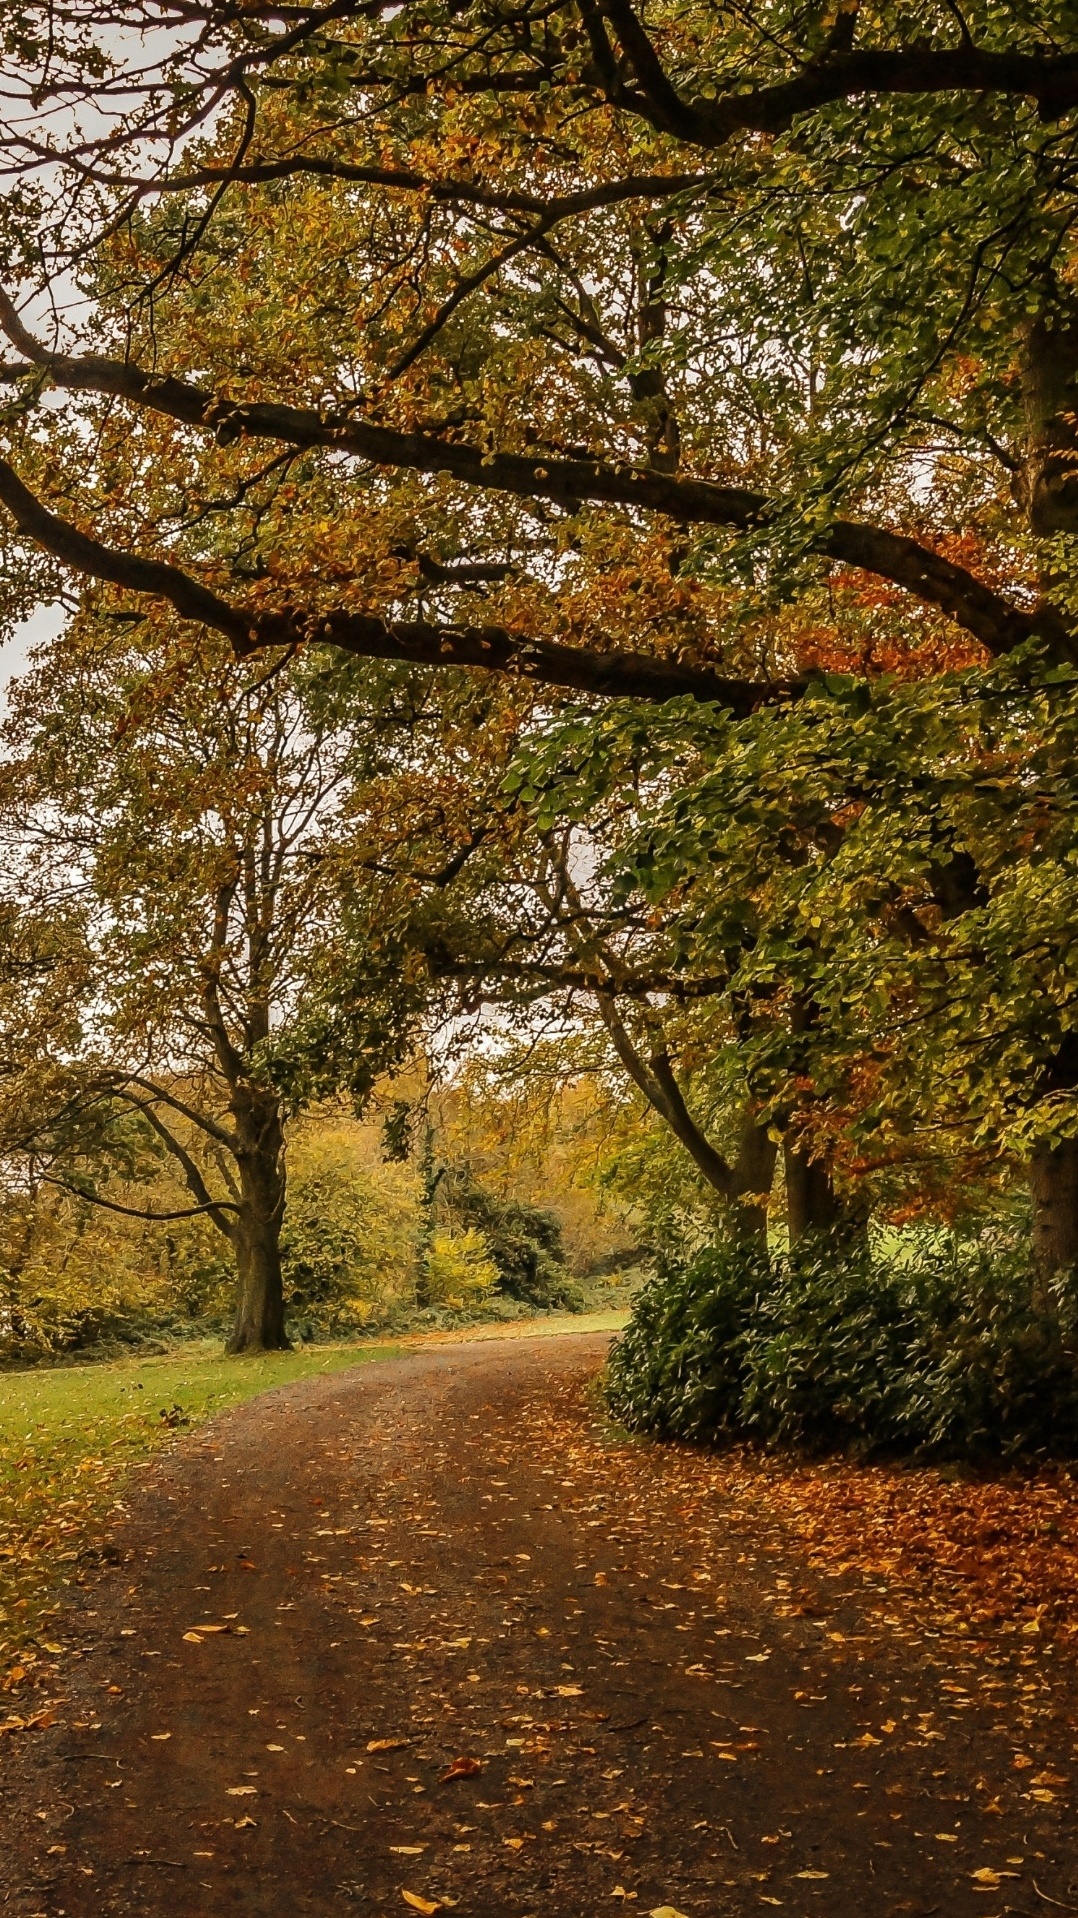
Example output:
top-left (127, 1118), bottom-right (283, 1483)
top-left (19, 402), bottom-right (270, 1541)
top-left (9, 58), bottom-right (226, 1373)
top-left (0, 1338), bottom-right (400, 1679)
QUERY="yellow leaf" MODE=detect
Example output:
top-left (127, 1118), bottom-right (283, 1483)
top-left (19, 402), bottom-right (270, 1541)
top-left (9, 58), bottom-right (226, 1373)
top-left (555, 1685), bottom-right (583, 1697)
top-left (368, 1737), bottom-right (411, 1752)
top-left (504, 1837), bottom-right (526, 1850)
top-left (182, 1632), bottom-right (203, 1644)
top-left (401, 1894), bottom-right (441, 1915)
top-left (796, 1870), bottom-right (830, 1879)
top-left (649, 1908), bottom-right (690, 1917)
top-left (390, 1847), bottom-right (426, 1855)
top-left (226, 1785), bottom-right (258, 1796)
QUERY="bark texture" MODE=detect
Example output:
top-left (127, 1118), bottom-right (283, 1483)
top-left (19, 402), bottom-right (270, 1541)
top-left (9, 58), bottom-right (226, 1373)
top-left (1029, 1137), bottom-right (1078, 1318)
top-left (226, 1089), bottom-right (289, 1353)
top-left (783, 1140), bottom-right (868, 1249)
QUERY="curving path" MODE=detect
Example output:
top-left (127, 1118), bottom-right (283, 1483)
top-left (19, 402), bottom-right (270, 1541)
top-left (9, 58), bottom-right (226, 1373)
top-left (2, 1334), bottom-right (1075, 1916)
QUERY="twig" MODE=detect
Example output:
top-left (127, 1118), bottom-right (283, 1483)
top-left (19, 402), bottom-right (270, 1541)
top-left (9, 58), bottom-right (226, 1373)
top-left (1028, 1879), bottom-right (1074, 1910)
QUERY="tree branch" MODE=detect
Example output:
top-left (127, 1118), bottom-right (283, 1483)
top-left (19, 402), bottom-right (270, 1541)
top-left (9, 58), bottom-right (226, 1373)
top-left (589, 12), bottom-right (1078, 145)
top-left (0, 295), bottom-right (1057, 660)
top-left (42, 1173), bottom-right (240, 1223)
top-left (595, 991), bottom-right (734, 1197)
top-left (0, 456), bottom-right (799, 710)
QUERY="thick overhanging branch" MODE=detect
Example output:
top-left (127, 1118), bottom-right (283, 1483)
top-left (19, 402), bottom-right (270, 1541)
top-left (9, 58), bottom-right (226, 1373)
top-left (584, 10), bottom-right (1078, 146)
top-left (15, 9), bottom-right (1077, 182)
top-left (63, 159), bottom-right (712, 219)
top-left (261, 607), bottom-right (791, 710)
top-left (0, 296), bottom-right (1058, 662)
top-left (0, 457), bottom-right (252, 647)
top-left (0, 456), bottom-right (797, 711)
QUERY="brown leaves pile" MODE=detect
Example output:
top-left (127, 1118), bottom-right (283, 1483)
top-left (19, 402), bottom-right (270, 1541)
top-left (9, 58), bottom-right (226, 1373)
top-left (537, 1374), bottom-right (1078, 1645)
top-left (730, 1456), bottom-right (1078, 1640)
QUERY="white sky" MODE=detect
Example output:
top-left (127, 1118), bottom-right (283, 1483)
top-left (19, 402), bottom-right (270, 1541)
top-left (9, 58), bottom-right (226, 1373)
top-left (0, 603), bottom-right (66, 715)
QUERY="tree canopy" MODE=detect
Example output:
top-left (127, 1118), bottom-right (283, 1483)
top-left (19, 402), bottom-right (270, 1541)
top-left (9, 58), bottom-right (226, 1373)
top-left (1, 1), bottom-right (1078, 1342)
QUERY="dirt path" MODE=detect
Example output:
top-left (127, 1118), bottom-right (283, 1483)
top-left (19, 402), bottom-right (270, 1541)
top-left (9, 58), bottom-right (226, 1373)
top-left (2, 1335), bottom-right (1075, 1917)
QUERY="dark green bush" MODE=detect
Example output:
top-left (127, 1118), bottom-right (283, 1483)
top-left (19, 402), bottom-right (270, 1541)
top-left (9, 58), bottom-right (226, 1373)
top-left (605, 1229), bottom-right (1078, 1460)
top-left (440, 1166), bottom-right (584, 1312)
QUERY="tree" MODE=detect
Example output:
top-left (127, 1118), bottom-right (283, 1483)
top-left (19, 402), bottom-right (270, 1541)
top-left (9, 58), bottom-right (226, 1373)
top-left (1, 2), bottom-right (1078, 1268)
top-left (0, 622), bottom-right (422, 1350)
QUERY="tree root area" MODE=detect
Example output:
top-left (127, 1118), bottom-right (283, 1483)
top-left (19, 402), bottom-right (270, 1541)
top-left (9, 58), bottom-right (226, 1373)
top-left (2, 1334), bottom-right (1075, 1916)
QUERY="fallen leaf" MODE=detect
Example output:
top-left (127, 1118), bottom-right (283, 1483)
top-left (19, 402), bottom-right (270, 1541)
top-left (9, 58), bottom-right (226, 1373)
top-left (440, 1755), bottom-right (482, 1781)
top-left (796, 1870), bottom-right (830, 1879)
top-left (234, 1816), bottom-right (257, 1830)
top-left (504, 1837), bottom-right (525, 1850)
top-left (367, 1737), bottom-right (412, 1753)
top-left (649, 1907), bottom-right (690, 1918)
top-left (555, 1684), bottom-right (583, 1697)
top-left (401, 1894), bottom-right (442, 1915)
top-left (182, 1632), bottom-right (203, 1644)
top-left (390, 1846), bottom-right (426, 1856)
top-left (226, 1786), bottom-right (258, 1796)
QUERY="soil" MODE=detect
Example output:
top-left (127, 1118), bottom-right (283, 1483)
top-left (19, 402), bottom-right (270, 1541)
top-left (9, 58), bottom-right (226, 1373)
top-left (1, 1333), bottom-right (1076, 1917)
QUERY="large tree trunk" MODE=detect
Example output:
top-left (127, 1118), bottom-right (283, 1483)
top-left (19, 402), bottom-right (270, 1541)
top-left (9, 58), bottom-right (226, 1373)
top-left (785, 1139), bottom-right (842, 1243)
top-left (726, 1114), bottom-right (778, 1252)
top-left (784, 1139), bottom-right (868, 1249)
top-left (1029, 1137), bottom-right (1078, 1319)
top-left (1023, 304), bottom-right (1078, 540)
top-left (1014, 302), bottom-right (1078, 1318)
top-left (227, 1089), bottom-right (289, 1353)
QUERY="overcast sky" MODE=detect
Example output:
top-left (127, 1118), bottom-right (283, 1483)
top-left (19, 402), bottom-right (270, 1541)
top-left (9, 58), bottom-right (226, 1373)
top-left (0, 603), bottom-right (66, 714)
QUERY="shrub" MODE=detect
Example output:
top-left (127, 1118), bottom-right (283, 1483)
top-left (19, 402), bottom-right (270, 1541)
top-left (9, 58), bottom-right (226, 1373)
top-left (439, 1166), bottom-right (584, 1311)
top-left (281, 1131), bottom-right (421, 1331)
top-left (421, 1227), bottom-right (499, 1310)
top-left (605, 1228), bottom-right (1078, 1461)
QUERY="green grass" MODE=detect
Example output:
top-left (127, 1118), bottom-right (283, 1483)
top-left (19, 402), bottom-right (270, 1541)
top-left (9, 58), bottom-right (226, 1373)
top-left (0, 1339), bottom-right (399, 1676)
